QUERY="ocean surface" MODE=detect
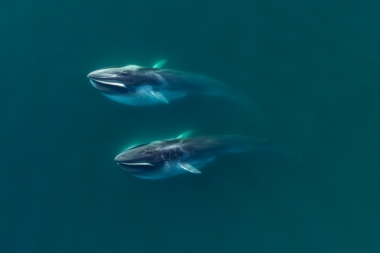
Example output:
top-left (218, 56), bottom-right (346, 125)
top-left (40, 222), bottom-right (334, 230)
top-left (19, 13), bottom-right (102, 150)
top-left (1, 0), bottom-right (380, 252)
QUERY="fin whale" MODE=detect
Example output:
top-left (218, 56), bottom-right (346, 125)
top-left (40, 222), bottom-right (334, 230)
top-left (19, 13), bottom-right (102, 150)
top-left (88, 60), bottom-right (250, 106)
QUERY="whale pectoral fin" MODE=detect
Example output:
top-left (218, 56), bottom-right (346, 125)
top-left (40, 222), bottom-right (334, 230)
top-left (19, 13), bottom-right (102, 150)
top-left (179, 162), bottom-right (201, 174)
top-left (153, 60), bottom-right (166, 68)
top-left (150, 90), bottom-right (169, 103)
top-left (176, 130), bottom-right (194, 139)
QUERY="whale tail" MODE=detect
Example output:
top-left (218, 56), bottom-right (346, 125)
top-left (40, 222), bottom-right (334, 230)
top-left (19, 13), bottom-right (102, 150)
top-left (225, 136), bottom-right (302, 162)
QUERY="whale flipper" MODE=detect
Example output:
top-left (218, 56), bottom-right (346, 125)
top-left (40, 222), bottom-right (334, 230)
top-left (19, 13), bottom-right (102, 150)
top-left (179, 162), bottom-right (201, 174)
top-left (150, 90), bottom-right (169, 103)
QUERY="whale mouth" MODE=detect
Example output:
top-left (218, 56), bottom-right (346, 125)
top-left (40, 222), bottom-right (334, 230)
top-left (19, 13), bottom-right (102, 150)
top-left (89, 79), bottom-right (127, 93)
top-left (119, 162), bottom-right (153, 166)
top-left (117, 162), bottom-right (155, 173)
top-left (90, 79), bottom-right (125, 88)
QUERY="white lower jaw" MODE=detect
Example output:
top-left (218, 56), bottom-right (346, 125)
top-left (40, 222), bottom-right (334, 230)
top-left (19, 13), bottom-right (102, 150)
top-left (90, 79), bottom-right (98, 89)
top-left (90, 79), bottom-right (125, 88)
top-left (132, 157), bottom-right (216, 179)
top-left (102, 85), bottom-right (186, 106)
top-left (103, 90), bottom-right (161, 106)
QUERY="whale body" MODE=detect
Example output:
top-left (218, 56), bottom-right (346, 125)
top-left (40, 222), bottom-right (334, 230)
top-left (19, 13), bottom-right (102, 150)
top-left (114, 132), bottom-right (280, 179)
top-left (88, 60), bottom-right (249, 106)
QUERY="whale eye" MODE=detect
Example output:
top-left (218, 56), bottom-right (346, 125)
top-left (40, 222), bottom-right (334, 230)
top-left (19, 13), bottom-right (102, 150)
top-left (174, 149), bottom-right (183, 158)
top-left (124, 78), bottom-right (135, 85)
top-left (161, 152), bottom-right (169, 160)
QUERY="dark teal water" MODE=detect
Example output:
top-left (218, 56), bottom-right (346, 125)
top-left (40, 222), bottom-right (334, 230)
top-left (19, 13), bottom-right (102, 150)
top-left (1, 1), bottom-right (380, 252)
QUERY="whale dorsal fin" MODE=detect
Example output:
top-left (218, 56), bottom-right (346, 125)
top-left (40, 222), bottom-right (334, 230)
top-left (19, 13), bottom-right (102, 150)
top-left (176, 130), bottom-right (194, 139)
top-left (153, 60), bottom-right (166, 68)
top-left (179, 162), bottom-right (201, 174)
